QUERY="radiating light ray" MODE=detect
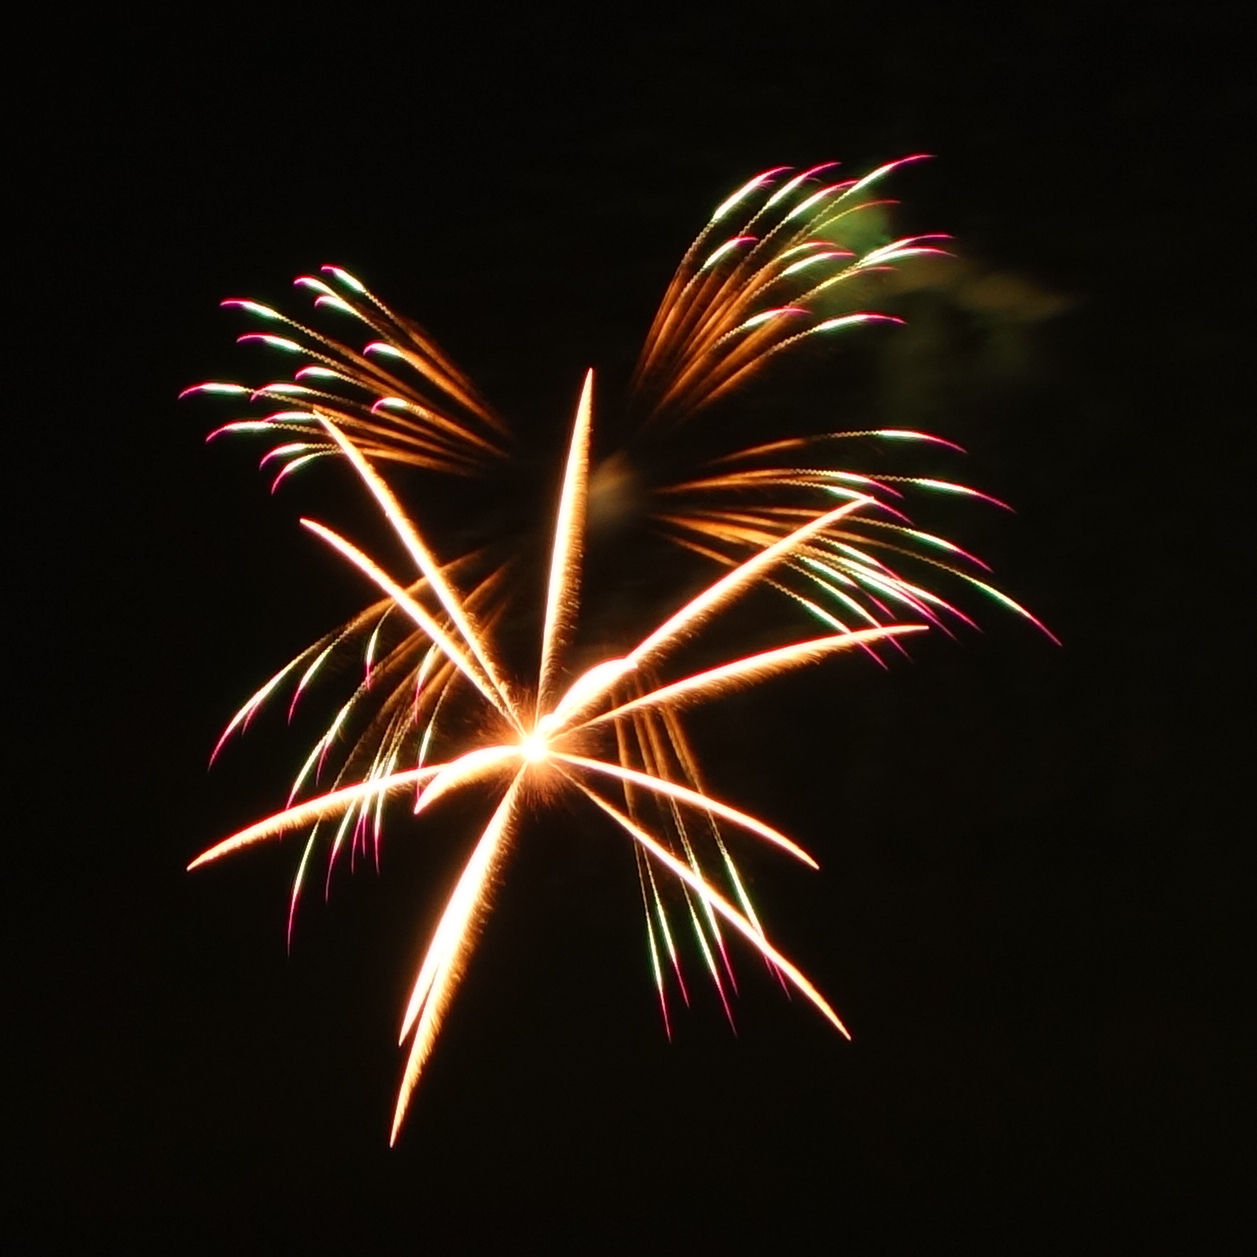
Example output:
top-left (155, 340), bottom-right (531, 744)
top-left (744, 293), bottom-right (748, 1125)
top-left (657, 704), bottom-right (777, 989)
top-left (537, 370), bottom-right (593, 717)
top-left (413, 745), bottom-right (522, 815)
top-left (552, 753), bottom-right (820, 869)
top-left (191, 762), bottom-right (445, 867)
top-left (298, 518), bottom-right (515, 725)
top-left (580, 626), bottom-right (925, 730)
top-left (316, 418), bottom-right (521, 729)
top-left (628, 709), bottom-right (736, 1001)
top-left (391, 769), bottom-right (527, 1145)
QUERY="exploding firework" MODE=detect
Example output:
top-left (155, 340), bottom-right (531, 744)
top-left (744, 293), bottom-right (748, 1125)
top-left (187, 160), bottom-right (1046, 1140)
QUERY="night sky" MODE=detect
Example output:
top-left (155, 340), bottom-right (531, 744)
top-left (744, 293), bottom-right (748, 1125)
top-left (13, 7), bottom-right (1250, 1250)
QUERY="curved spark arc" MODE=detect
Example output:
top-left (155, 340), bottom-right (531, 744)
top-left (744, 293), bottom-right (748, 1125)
top-left (189, 762), bottom-right (446, 866)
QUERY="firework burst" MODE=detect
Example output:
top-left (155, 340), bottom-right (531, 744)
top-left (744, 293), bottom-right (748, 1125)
top-left (187, 159), bottom-right (1047, 1140)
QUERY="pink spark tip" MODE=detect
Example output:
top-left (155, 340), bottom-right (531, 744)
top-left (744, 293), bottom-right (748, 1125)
top-left (321, 266), bottom-right (367, 293)
top-left (178, 382), bottom-right (247, 399)
top-left (205, 421), bottom-right (270, 442)
top-left (237, 333), bottom-right (303, 353)
top-left (913, 479), bottom-right (1012, 510)
top-left (221, 299), bottom-right (281, 319)
top-left (815, 313), bottom-right (905, 333)
top-left (873, 430), bottom-right (967, 453)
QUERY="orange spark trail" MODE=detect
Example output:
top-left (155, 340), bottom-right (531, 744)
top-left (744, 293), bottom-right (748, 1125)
top-left (391, 769), bottom-right (527, 1144)
top-left (536, 370), bottom-right (593, 718)
top-left (188, 763), bottom-right (445, 867)
top-left (317, 417), bottom-right (521, 729)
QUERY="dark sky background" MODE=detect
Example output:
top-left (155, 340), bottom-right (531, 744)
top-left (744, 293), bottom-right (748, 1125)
top-left (12, 6), bottom-right (1250, 1251)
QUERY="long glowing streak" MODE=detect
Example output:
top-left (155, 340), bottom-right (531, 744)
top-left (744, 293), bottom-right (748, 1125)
top-left (572, 783), bottom-right (850, 1038)
top-left (547, 496), bottom-right (874, 734)
top-left (554, 753), bottom-right (817, 868)
top-left (391, 770), bottom-right (527, 1143)
top-left (299, 519), bottom-right (515, 725)
top-left (626, 497), bottom-right (873, 671)
top-left (317, 419), bottom-right (521, 729)
top-left (536, 369), bottom-right (593, 717)
top-left (543, 655), bottom-right (635, 731)
top-left (286, 828), bottom-right (320, 946)
top-left (637, 855), bottom-right (670, 1036)
top-left (784, 182), bottom-right (843, 223)
top-left (313, 294), bottom-right (356, 316)
top-left (699, 235), bottom-right (756, 272)
top-left (647, 855), bottom-right (688, 1005)
top-left (324, 796), bottom-right (363, 887)
top-left (581, 626), bottom-right (925, 729)
top-left (188, 763), bottom-right (445, 868)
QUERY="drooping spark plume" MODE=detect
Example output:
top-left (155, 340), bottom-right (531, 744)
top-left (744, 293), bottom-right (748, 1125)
top-left (186, 159), bottom-right (1051, 646)
top-left (188, 159), bottom-right (1049, 1140)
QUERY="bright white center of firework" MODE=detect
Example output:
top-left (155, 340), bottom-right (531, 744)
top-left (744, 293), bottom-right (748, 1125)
top-left (521, 730), bottom-right (550, 764)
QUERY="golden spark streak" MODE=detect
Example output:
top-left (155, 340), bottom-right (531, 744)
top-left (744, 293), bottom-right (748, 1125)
top-left (413, 745), bottom-right (522, 815)
top-left (539, 497), bottom-right (879, 740)
top-left (188, 763), bottom-right (444, 867)
top-left (298, 519), bottom-right (515, 725)
top-left (579, 626), bottom-right (926, 730)
top-left (553, 752), bottom-right (819, 869)
top-left (571, 782), bottom-right (850, 1039)
top-left (317, 417), bottom-right (521, 729)
top-left (536, 369), bottom-right (593, 717)
top-left (391, 769), bottom-right (527, 1144)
